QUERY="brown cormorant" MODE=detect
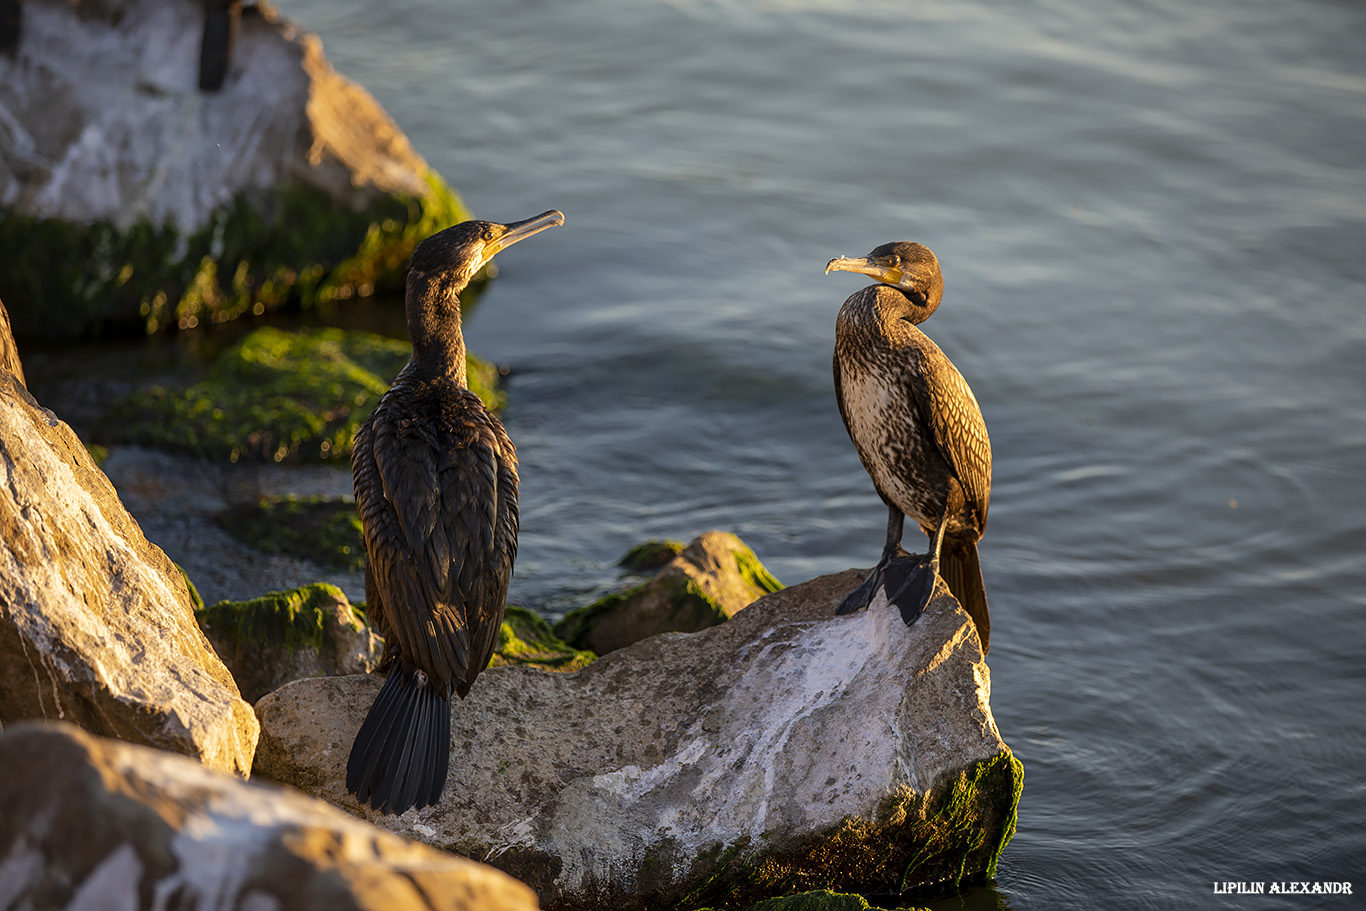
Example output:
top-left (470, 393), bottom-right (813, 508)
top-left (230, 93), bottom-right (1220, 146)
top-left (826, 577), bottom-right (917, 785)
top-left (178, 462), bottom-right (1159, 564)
top-left (826, 242), bottom-right (991, 653)
top-left (347, 210), bottom-right (564, 813)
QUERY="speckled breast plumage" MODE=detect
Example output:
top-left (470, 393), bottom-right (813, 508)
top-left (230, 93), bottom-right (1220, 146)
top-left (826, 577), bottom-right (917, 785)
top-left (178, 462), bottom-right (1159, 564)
top-left (834, 286), bottom-right (989, 539)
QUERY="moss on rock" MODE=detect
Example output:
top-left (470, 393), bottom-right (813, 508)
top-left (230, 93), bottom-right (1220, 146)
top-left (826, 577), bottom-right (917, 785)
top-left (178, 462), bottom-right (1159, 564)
top-left (620, 539), bottom-right (686, 573)
top-left (109, 325), bottom-right (503, 463)
top-left (198, 583), bottom-right (363, 658)
top-left (554, 532), bottom-right (782, 655)
top-left (196, 583), bottom-right (380, 703)
top-left (492, 606), bottom-right (597, 673)
top-left (0, 173), bottom-right (472, 339)
top-left (675, 751), bottom-right (1023, 909)
top-left (218, 495), bottom-right (365, 571)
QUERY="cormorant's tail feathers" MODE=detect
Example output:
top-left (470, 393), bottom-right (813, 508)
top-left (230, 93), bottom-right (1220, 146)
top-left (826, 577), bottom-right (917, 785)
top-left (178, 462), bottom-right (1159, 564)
top-left (347, 663), bottom-right (451, 814)
top-left (943, 536), bottom-right (990, 654)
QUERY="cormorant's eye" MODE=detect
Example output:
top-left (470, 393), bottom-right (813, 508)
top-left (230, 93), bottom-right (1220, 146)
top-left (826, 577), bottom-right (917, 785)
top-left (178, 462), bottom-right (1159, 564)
top-left (483, 228), bottom-right (495, 242)
top-left (887, 255), bottom-right (901, 267)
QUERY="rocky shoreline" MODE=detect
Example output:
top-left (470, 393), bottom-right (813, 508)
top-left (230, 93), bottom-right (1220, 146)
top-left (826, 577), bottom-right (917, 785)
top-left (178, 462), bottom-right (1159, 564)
top-left (0, 2), bottom-right (1019, 908)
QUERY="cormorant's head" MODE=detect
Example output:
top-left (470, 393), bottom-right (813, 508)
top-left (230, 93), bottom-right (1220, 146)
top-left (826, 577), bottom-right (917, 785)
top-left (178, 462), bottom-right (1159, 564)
top-left (825, 242), bottom-right (944, 319)
top-left (409, 210), bottom-right (565, 291)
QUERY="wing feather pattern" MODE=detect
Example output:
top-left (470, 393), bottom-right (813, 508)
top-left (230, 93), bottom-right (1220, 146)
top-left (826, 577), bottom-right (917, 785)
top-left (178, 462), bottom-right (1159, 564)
top-left (354, 373), bottom-right (518, 692)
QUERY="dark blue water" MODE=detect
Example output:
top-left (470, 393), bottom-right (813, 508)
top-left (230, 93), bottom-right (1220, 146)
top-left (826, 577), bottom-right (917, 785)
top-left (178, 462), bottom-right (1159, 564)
top-left (43, 0), bottom-right (1366, 906)
top-left (281, 0), bottom-right (1366, 907)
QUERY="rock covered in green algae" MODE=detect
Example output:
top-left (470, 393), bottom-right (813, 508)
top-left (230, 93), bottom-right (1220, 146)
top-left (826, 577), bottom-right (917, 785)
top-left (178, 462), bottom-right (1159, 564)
top-left (619, 539), bottom-right (686, 572)
top-left (218, 494), bottom-right (366, 571)
top-left (197, 583), bottom-right (382, 704)
top-left (491, 607), bottom-right (597, 674)
top-left (203, 584), bottom-right (592, 704)
top-left (0, 0), bottom-right (474, 338)
top-left (110, 325), bottom-right (503, 463)
top-left (554, 531), bottom-right (783, 655)
top-left (739, 890), bottom-right (925, 911)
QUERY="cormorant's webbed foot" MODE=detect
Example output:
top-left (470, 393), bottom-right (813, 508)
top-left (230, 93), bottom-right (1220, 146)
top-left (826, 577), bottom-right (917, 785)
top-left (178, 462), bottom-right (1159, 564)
top-left (884, 555), bottom-right (938, 627)
top-left (836, 548), bottom-right (916, 616)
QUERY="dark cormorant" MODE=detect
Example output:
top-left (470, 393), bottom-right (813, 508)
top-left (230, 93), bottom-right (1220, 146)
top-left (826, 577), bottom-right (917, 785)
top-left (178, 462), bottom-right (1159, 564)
top-left (347, 210), bottom-right (564, 813)
top-left (826, 242), bottom-right (992, 653)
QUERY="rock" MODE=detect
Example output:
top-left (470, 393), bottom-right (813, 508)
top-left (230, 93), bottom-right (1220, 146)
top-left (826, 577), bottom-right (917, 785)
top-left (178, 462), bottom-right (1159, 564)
top-left (0, 294), bottom-right (23, 386)
top-left (492, 606), bottom-right (597, 674)
top-left (554, 531), bottom-right (783, 655)
top-left (618, 539), bottom-right (685, 572)
top-left (197, 583), bottom-right (382, 704)
top-left (106, 325), bottom-right (504, 464)
top-left (218, 493), bottom-right (367, 570)
top-left (0, 721), bottom-right (541, 911)
top-left (254, 570), bottom-right (1020, 910)
top-left (0, 0), bottom-right (471, 337)
top-left (0, 376), bottom-right (258, 775)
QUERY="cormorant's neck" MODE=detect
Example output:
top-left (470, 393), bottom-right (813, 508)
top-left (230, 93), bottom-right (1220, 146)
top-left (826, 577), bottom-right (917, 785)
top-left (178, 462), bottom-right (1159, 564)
top-left (891, 285), bottom-right (939, 325)
top-left (407, 275), bottom-right (469, 386)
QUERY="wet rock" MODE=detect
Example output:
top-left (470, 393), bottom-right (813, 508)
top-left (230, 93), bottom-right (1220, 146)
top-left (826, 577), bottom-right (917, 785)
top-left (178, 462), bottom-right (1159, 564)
top-left (0, 721), bottom-right (541, 911)
top-left (197, 583), bottom-right (382, 704)
top-left (0, 0), bottom-right (471, 337)
top-left (553, 531), bottom-right (783, 655)
top-left (0, 377), bottom-right (258, 775)
top-left (107, 325), bottom-right (504, 464)
top-left (254, 570), bottom-right (1020, 910)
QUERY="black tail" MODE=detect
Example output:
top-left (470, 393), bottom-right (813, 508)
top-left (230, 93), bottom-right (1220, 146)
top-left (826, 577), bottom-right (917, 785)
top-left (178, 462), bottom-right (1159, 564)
top-left (347, 662), bottom-right (451, 814)
top-left (942, 535), bottom-right (990, 654)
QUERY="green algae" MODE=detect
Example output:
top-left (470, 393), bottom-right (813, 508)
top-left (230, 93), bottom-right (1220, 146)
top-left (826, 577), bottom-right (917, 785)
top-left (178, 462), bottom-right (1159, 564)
top-left (196, 582), bottom-right (362, 659)
top-left (743, 890), bottom-right (914, 911)
top-left (109, 325), bottom-right (503, 463)
top-left (177, 564), bottom-right (205, 612)
top-left (0, 172), bottom-right (472, 339)
top-left (735, 546), bottom-right (784, 595)
top-left (492, 605), bottom-right (597, 672)
top-left (673, 751), bottom-right (1023, 910)
top-left (620, 539), bottom-right (686, 572)
top-left (217, 495), bottom-right (364, 571)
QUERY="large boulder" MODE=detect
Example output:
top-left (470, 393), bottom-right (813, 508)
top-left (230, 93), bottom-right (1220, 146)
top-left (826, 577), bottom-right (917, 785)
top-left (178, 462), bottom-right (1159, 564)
top-left (0, 722), bottom-right (541, 911)
top-left (255, 571), bottom-right (1020, 910)
top-left (0, 0), bottom-right (471, 337)
top-left (554, 531), bottom-right (784, 655)
top-left (0, 376), bottom-right (258, 775)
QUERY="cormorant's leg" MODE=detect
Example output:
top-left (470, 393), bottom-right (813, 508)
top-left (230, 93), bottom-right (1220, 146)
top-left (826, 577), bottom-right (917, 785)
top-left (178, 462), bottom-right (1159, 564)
top-left (837, 505), bottom-right (914, 614)
top-left (884, 509), bottom-right (950, 626)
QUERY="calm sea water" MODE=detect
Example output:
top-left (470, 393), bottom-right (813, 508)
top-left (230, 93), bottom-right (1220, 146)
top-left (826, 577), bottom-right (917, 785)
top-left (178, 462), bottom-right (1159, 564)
top-left (35, 0), bottom-right (1366, 907)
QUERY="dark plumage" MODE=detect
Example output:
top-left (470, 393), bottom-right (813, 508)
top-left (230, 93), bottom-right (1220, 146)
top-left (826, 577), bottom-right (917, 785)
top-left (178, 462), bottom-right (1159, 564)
top-left (826, 242), bottom-right (992, 653)
top-left (347, 210), bottom-right (564, 813)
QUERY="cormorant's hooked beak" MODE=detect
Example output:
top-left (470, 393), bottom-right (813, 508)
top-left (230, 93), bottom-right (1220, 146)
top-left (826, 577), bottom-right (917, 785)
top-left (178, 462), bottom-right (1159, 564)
top-left (488, 210), bottom-right (566, 260)
top-left (825, 255), bottom-right (903, 286)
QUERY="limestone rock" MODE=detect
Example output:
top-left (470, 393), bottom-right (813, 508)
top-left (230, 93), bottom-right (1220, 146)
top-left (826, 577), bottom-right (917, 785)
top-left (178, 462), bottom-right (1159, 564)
top-left (0, 0), bottom-right (471, 336)
top-left (0, 721), bottom-right (541, 911)
top-left (255, 571), bottom-right (1020, 910)
top-left (554, 531), bottom-right (783, 655)
top-left (0, 376), bottom-right (258, 775)
top-left (197, 583), bottom-right (382, 704)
